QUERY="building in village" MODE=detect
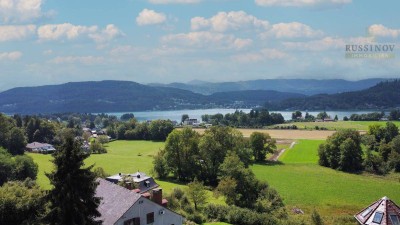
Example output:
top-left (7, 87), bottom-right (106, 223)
top-left (106, 172), bottom-right (159, 194)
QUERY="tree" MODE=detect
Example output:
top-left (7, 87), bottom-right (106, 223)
top-left (45, 136), bottom-right (101, 225)
top-left (7, 127), bottom-right (27, 155)
top-left (318, 129), bottom-right (363, 172)
top-left (250, 132), bottom-right (276, 162)
top-left (13, 155), bottom-right (38, 181)
top-left (0, 148), bottom-right (14, 186)
top-left (186, 179), bottom-right (207, 210)
top-left (92, 167), bottom-right (109, 178)
top-left (339, 138), bottom-right (363, 172)
top-left (181, 114), bottom-right (189, 124)
top-left (292, 111), bottom-right (302, 120)
top-left (317, 112), bottom-right (329, 120)
top-left (334, 115), bottom-right (338, 121)
top-left (343, 116), bottom-right (349, 121)
top-left (153, 149), bottom-right (169, 179)
top-left (89, 140), bottom-right (107, 154)
top-left (149, 120), bottom-right (174, 141)
top-left (0, 179), bottom-right (46, 225)
top-left (384, 122), bottom-right (399, 143)
top-left (120, 113), bottom-right (135, 121)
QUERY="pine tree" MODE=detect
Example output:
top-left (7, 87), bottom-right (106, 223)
top-left (45, 136), bottom-right (101, 225)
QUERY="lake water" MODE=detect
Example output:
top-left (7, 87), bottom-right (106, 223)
top-left (105, 109), bottom-right (382, 122)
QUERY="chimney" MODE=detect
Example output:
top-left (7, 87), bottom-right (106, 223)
top-left (151, 188), bottom-right (163, 205)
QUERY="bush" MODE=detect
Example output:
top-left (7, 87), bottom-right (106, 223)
top-left (204, 204), bottom-right (229, 221)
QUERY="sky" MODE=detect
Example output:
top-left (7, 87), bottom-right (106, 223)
top-left (1, 0), bottom-right (400, 91)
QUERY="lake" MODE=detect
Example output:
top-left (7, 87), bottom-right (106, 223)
top-left (104, 109), bottom-right (382, 122)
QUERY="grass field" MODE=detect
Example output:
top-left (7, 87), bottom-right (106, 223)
top-left (188, 128), bottom-right (335, 140)
top-left (252, 139), bottom-right (400, 223)
top-left (271, 121), bottom-right (400, 131)
top-left (29, 140), bottom-right (225, 205)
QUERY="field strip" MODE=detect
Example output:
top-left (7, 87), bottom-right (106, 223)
top-left (270, 141), bottom-right (296, 161)
top-left (183, 128), bottom-right (336, 140)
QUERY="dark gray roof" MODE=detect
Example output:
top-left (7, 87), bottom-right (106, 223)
top-left (95, 178), bottom-right (141, 225)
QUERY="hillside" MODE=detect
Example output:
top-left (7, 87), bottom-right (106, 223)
top-left (270, 80), bottom-right (400, 110)
top-left (150, 78), bottom-right (387, 95)
top-left (0, 80), bottom-right (303, 114)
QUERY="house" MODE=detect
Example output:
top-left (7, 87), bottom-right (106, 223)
top-left (26, 142), bottom-right (56, 154)
top-left (183, 118), bottom-right (198, 126)
top-left (95, 178), bottom-right (183, 225)
top-left (106, 172), bottom-right (159, 194)
top-left (354, 196), bottom-right (400, 225)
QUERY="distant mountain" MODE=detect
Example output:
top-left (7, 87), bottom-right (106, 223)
top-left (270, 80), bottom-right (400, 110)
top-left (150, 78), bottom-right (389, 95)
top-left (0, 80), bottom-right (304, 114)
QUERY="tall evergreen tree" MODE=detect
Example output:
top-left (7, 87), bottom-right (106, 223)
top-left (45, 136), bottom-right (101, 225)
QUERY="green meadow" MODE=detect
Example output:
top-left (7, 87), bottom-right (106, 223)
top-left (270, 120), bottom-right (400, 131)
top-left (252, 139), bottom-right (400, 220)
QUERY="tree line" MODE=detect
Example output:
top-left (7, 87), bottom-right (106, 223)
top-left (318, 122), bottom-right (400, 174)
top-left (201, 108), bottom-right (284, 128)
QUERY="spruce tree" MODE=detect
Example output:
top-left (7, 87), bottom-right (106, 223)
top-left (45, 136), bottom-right (101, 225)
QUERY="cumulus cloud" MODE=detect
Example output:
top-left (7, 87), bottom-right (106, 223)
top-left (89, 24), bottom-right (124, 43)
top-left (0, 51), bottom-right (22, 60)
top-left (264, 22), bottom-right (323, 39)
top-left (368, 24), bottom-right (400, 38)
top-left (0, 25), bottom-right (36, 41)
top-left (162, 31), bottom-right (252, 50)
top-left (136, 9), bottom-right (166, 26)
top-left (49, 56), bottom-right (104, 65)
top-left (191, 11), bottom-right (269, 32)
top-left (148, 0), bottom-right (201, 4)
top-left (0, 0), bottom-right (46, 23)
top-left (255, 0), bottom-right (352, 7)
top-left (37, 23), bottom-right (123, 44)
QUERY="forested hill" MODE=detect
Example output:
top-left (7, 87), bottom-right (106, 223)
top-left (0, 80), bottom-right (304, 114)
top-left (270, 80), bottom-right (400, 110)
top-left (150, 78), bottom-right (387, 95)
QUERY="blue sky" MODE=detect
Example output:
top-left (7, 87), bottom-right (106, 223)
top-left (0, 0), bottom-right (399, 91)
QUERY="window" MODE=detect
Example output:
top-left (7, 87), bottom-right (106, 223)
top-left (361, 207), bottom-right (372, 217)
top-left (390, 215), bottom-right (400, 225)
top-left (145, 180), bottom-right (150, 188)
top-left (124, 217), bottom-right (140, 225)
top-left (372, 212), bottom-right (384, 224)
top-left (147, 212), bottom-right (154, 224)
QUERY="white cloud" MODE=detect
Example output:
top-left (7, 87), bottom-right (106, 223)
top-left (49, 56), bottom-right (104, 65)
top-left (264, 22), bottom-right (323, 39)
top-left (368, 24), bottom-right (400, 38)
top-left (162, 31), bottom-right (251, 50)
top-left (0, 25), bottom-right (36, 41)
top-left (37, 23), bottom-right (122, 44)
top-left (191, 11), bottom-right (269, 32)
top-left (0, 0), bottom-right (45, 23)
top-left (0, 51), bottom-right (22, 60)
top-left (148, 0), bottom-right (200, 4)
top-left (43, 49), bottom-right (53, 55)
top-left (255, 0), bottom-right (351, 7)
top-left (89, 24), bottom-right (124, 43)
top-left (136, 9), bottom-right (166, 26)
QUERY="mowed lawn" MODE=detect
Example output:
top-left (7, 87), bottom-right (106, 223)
top-left (252, 139), bottom-right (400, 218)
top-left (29, 140), bottom-right (225, 205)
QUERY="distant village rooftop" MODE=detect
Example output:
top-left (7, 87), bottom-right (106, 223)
top-left (106, 172), bottom-right (159, 194)
top-left (26, 142), bottom-right (56, 154)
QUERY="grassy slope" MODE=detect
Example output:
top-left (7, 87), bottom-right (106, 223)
top-left (252, 139), bottom-right (400, 218)
top-left (270, 121), bottom-right (400, 131)
top-left (29, 140), bottom-right (225, 205)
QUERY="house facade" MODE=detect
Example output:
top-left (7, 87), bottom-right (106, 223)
top-left (95, 178), bottom-right (183, 225)
top-left (25, 142), bottom-right (56, 154)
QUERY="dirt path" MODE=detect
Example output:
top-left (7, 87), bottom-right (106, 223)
top-left (269, 141), bottom-right (296, 161)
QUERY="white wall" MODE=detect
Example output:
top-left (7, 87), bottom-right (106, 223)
top-left (115, 197), bottom-right (183, 225)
